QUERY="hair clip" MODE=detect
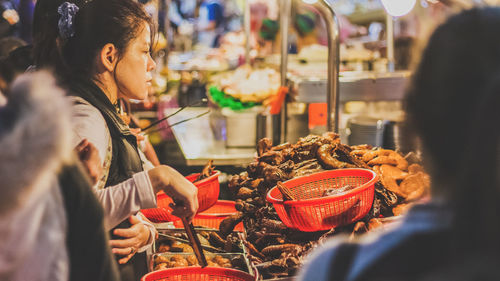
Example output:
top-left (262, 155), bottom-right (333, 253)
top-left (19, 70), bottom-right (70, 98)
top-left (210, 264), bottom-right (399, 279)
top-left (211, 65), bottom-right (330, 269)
top-left (57, 2), bottom-right (79, 40)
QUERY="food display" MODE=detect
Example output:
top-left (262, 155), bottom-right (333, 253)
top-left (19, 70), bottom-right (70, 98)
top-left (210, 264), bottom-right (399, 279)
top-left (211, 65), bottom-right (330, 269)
top-left (152, 252), bottom-right (251, 272)
top-left (215, 65), bottom-right (280, 103)
top-left (219, 133), bottom-right (430, 279)
top-left (151, 228), bottom-right (255, 274)
top-left (148, 133), bottom-right (429, 279)
top-left (168, 50), bottom-right (230, 72)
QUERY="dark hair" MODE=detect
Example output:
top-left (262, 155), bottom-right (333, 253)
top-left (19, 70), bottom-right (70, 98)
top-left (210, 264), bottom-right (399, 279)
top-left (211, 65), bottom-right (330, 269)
top-left (0, 46), bottom-right (33, 93)
top-left (32, 0), bottom-right (155, 80)
top-left (404, 8), bottom-right (500, 252)
top-left (0, 37), bottom-right (27, 58)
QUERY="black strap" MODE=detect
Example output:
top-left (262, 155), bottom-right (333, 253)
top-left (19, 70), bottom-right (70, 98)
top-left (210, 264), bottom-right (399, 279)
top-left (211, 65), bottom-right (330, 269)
top-left (328, 243), bottom-right (359, 281)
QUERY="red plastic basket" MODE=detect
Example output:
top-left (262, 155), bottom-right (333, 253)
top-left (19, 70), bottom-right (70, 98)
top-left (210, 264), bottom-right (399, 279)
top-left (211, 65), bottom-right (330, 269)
top-left (141, 171), bottom-right (221, 223)
top-left (173, 200), bottom-right (244, 231)
top-left (141, 267), bottom-right (256, 281)
top-left (267, 169), bottom-right (377, 232)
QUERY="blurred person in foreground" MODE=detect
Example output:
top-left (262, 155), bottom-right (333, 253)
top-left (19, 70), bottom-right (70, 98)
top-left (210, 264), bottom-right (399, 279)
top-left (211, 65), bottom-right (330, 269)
top-left (299, 7), bottom-right (500, 281)
top-left (0, 71), bottom-right (119, 281)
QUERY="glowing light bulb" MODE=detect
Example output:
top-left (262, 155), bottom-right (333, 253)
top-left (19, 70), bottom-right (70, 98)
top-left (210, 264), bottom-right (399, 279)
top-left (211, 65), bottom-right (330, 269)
top-left (381, 0), bottom-right (416, 17)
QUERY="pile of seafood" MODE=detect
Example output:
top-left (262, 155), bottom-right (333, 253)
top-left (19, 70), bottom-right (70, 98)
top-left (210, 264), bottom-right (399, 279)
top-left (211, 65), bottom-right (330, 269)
top-left (219, 133), bottom-right (430, 279)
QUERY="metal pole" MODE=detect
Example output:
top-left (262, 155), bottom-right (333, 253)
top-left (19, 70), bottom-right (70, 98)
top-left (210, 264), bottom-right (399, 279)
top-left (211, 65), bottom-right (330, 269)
top-left (386, 14), bottom-right (395, 72)
top-left (312, 0), bottom-right (340, 133)
top-left (280, 0), bottom-right (291, 87)
top-left (244, 0), bottom-right (251, 65)
top-left (277, 0), bottom-right (292, 144)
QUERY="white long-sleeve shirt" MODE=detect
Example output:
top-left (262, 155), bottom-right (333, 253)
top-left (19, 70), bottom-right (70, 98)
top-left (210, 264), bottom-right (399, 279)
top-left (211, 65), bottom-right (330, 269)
top-left (70, 97), bottom-right (157, 251)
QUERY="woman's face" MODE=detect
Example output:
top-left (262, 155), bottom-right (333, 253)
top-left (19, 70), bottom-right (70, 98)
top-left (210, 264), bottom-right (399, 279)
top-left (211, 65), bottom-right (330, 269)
top-left (115, 22), bottom-right (156, 100)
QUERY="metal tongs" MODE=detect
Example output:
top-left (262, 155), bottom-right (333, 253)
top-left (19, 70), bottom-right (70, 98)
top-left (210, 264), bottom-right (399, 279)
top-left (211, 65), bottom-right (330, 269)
top-left (157, 232), bottom-right (224, 253)
top-left (181, 217), bottom-right (208, 267)
top-left (141, 98), bottom-right (209, 135)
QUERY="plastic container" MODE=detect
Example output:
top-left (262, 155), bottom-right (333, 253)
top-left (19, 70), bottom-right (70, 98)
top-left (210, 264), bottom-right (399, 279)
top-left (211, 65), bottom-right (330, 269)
top-left (267, 169), bottom-right (377, 232)
top-left (221, 107), bottom-right (262, 148)
top-left (142, 267), bottom-right (256, 281)
top-left (173, 200), bottom-right (244, 231)
top-left (347, 116), bottom-right (387, 147)
top-left (141, 171), bottom-right (221, 223)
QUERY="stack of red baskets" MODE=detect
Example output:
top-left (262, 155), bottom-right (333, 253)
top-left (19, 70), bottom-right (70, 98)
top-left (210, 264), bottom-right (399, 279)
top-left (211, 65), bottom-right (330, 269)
top-left (267, 168), bottom-right (378, 232)
top-left (173, 200), bottom-right (244, 231)
top-left (141, 171), bottom-right (220, 223)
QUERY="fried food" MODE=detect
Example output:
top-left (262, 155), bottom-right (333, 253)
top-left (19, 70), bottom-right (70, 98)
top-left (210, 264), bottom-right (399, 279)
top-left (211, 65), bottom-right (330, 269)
top-left (154, 263), bottom-right (168, 270)
top-left (368, 155), bottom-right (398, 166)
top-left (392, 203), bottom-right (413, 216)
top-left (379, 164), bottom-right (408, 180)
top-left (380, 168), bottom-right (404, 197)
top-left (362, 149), bottom-right (392, 162)
top-left (408, 163), bottom-right (425, 174)
top-left (158, 244), bottom-right (170, 253)
top-left (367, 218), bottom-right (384, 231)
top-left (317, 144), bottom-right (356, 169)
top-left (186, 255), bottom-right (198, 266)
top-left (155, 255), bottom-right (169, 264)
top-left (400, 172), bottom-right (430, 201)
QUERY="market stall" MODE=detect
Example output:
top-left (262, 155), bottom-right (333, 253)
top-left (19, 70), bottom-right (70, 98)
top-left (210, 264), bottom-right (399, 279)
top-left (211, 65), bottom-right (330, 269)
top-left (141, 132), bottom-right (430, 280)
top-left (129, 0), bottom-right (443, 280)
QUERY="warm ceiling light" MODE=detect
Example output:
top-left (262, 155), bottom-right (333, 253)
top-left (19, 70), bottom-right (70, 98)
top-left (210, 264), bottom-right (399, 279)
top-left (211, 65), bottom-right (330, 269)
top-left (381, 0), bottom-right (417, 17)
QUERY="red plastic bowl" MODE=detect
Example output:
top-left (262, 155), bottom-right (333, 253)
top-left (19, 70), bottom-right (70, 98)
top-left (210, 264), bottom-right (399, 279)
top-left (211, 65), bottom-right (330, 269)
top-left (141, 171), bottom-right (220, 223)
top-left (267, 169), bottom-right (377, 232)
top-left (141, 267), bottom-right (256, 281)
top-left (173, 200), bottom-right (244, 231)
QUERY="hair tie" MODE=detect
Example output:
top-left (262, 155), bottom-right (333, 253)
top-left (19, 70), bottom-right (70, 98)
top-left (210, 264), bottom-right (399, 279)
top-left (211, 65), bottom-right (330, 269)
top-left (57, 2), bottom-right (79, 40)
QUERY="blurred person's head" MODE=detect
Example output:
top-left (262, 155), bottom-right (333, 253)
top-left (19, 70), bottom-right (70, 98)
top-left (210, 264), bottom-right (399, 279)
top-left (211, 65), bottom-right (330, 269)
top-left (0, 71), bottom-right (72, 215)
top-left (405, 7), bottom-right (500, 251)
top-left (0, 45), bottom-right (33, 93)
top-left (0, 36), bottom-right (26, 58)
top-left (32, 0), bottom-right (156, 101)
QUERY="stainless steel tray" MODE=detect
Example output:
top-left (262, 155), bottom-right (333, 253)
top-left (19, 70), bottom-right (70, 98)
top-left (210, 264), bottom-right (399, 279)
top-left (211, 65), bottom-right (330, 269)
top-left (150, 252), bottom-right (254, 275)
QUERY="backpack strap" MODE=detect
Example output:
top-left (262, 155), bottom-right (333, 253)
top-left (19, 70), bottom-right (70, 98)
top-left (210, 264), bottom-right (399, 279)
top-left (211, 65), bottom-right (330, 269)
top-left (328, 243), bottom-right (359, 281)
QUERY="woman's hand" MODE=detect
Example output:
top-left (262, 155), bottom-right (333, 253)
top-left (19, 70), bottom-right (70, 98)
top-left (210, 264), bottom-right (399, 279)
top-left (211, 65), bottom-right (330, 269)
top-left (75, 139), bottom-right (102, 185)
top-left (129, 128), bottom-right (145, 145)
top-left (109, 215), bottom-right (151, 264)
top-left (148, 165), bottom-right (199, 222)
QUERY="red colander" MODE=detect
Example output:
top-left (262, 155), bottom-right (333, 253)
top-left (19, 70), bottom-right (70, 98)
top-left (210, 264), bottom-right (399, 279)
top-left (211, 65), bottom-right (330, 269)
top-left (173, 200), bottom-right (244, 231)
top-left (267, 168), bottom-right (377, 232)
top-left (141, 171), bottom-right (220, 223)
top-left (141, 267), bottom-right (256, 281)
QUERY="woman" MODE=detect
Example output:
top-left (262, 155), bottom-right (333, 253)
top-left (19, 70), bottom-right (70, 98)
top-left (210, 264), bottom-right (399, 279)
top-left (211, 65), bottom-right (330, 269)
top-left (32, 0), bottom-right (199, 280)
top-left (299, 7), bottom-right (500, 281)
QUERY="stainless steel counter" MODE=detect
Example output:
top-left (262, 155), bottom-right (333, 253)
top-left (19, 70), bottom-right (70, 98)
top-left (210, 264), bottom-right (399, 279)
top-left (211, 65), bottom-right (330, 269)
top-left (166, 107), bottom-right (256, 166)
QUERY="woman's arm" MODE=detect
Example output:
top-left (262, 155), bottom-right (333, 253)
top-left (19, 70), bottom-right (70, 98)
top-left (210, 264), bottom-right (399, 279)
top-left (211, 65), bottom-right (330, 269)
top-left (71, 99), bottom-right (157, 229)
